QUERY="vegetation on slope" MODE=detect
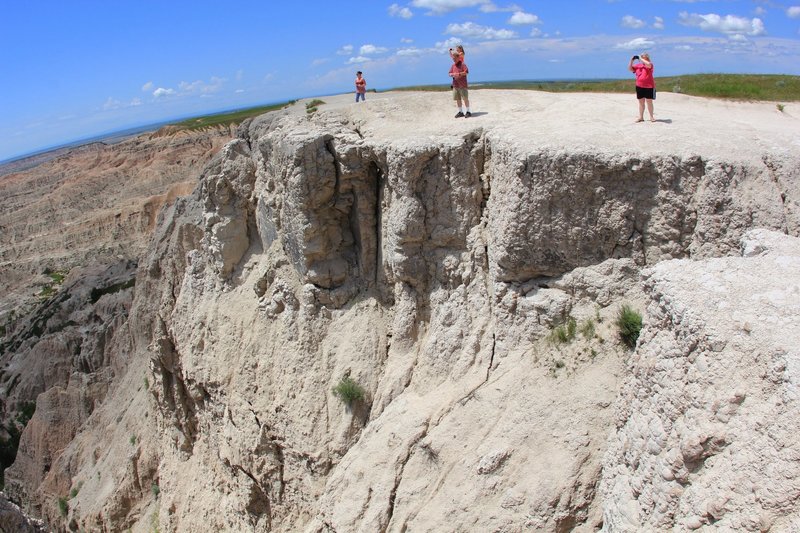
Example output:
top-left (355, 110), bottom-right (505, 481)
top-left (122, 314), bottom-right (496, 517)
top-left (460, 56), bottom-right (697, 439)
top-left (171, 101), bottom-right (296, 131)
top-left (393, 73), bottom-right (800, 101)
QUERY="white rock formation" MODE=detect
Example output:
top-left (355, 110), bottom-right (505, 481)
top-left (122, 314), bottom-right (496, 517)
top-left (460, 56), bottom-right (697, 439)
top-left (600, 229), bottom-right (800, 532)
top-left (1, 90), bottom-right (798, 532)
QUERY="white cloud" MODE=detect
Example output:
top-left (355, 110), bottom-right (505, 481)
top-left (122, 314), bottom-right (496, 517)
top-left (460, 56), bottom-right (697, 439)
top-left (388, 3), bottom-right (413, 18)
top-left (653, 16), bottom-right (665, 30)
top-left (178, 76), bottom-right (225, 95)
top-left (675, 44), bottom-right (693, 51)
top-left (141, 81), bottom-right (154, 92)
top-left (103, 97), bottom-right (121, 110)
top-left (480, 2), bottom-right (522, 12)
top-left (396, 47), bottom-right (426, 56)
top-left (436, 37), bottom-right (463, 50)
top-left (153, 87), bottom-right (176, 98)
top-left (530, 27), bottom-right (543, 37)
top-left (678, 12), bottom-right (765, 36)
top-left (360, 44), bottom-right (389, 55)
top-left (235, 89), bottom-right (245, 93)
top-left (129, 98), bottom-right (141, 107)
top-left (621, 15), bottom-right (646, 29)
top-left (411, 0), bottom-right (489, 15)
top-left (337, 45), bottom-right (354, 55)
top-left (311, 58), bottom-right (329, 67)
top-left (508, 11), bottom-right (541, 25)
top-left (446, 21), bottom-right (517, 39)
top-left (615, 37), bottom-right (655, 50)
top-left (754, 7), bottom-right (766, 16)
top-left (401, 37), bottom-right (414, 43)
top-left (347, 56), bottom-right (371, 64)
top-left (788, 6), bottom-right (800, 18)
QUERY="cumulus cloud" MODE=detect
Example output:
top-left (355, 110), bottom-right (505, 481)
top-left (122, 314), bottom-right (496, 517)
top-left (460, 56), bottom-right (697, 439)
top-left (103, 97), bottom-right (122, 110)
top-left (337, 45), bottom-right (354, 56)
top-left (347, 56), bottom-right (371, 64)
top-left (621, 15), bottom-right (646, 29)
top-left (615, 37), bottom-right (655, 50)
top-left (678, 12), bottom-right (765, 36)
top-left (388, 3), bottom-right (413, 18)
top-left (401, 37), bottom-right (414, 43)
top-left (153, 87), bottom-right (176, 98)
top-left (508, 11), bottom-right (541, 25)
top-left (396, 47), bottom-right (426, 56)
top-left (360, 44), bottom-right (389, 55)
top-left (435, 36), bottom-right (463, 50)
top-left (788, 6), bottom-right (800, 18)
top-left (141, 81), bottom-right (153, 92)
top-left (480, 2), bottom-right (522, 12)
top-left (653, 16), bottom-right (665, 30)
top-left (411, 0), bottom-right (489, 15)
top-left (446, 21), bottom-right (517, 39)
top-left (129, 98), bottom-right (141, 107)
top-left (179, 76), bottom-right (225, 95)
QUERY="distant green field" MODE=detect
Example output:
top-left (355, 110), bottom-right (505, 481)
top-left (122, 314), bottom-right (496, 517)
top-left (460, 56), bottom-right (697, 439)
top-left (171, 101), bottom-right (295, 130)
top-left (393, 74), bottom-right (800, 101)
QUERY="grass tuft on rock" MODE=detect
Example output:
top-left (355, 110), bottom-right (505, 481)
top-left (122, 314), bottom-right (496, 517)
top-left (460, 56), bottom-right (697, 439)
top-left (616, 304), bottom-right (643, 348)
top-left (332, 376), bottom-right (365, 407)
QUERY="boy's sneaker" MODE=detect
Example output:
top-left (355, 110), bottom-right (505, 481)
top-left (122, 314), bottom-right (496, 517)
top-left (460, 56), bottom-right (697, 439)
top-left (465, 111), bottom-right (472, 118)
top-left (455, 111), bottom-right (464, 118)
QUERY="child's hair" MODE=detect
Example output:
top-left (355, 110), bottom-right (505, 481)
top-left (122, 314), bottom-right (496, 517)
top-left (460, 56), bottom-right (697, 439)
top-left (356, 71), bottom-right (362, 75)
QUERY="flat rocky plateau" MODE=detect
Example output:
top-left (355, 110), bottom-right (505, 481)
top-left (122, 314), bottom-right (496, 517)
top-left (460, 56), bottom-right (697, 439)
top-left (0, 90), bottom-right (798, 532)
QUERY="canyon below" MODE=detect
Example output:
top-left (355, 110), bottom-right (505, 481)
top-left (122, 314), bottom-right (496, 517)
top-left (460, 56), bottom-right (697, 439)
top-left (0, 89), bottom-right (799, 532)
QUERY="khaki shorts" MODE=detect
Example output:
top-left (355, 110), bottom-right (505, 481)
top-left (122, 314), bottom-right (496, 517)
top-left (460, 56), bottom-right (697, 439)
top-left (452, 87), bottom-right (469, 101)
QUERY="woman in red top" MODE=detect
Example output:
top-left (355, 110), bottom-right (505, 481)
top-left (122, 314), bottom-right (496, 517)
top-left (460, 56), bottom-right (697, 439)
top-left (629, 52), bottom-right (655, 122)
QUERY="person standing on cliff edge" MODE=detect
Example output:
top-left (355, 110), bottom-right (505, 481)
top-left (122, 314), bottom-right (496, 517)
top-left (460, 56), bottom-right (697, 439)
top-left (449, 48), bottom-right (470, 118)
top-left (355, 71), bottom-right (367, 102)
top-left (629, 52), bottom-right (655, 122)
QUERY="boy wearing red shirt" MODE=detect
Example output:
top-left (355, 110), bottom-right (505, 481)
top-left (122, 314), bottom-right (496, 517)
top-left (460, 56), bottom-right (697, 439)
top-left (449, 55), bottom-right (470, 118)
top-left (355, 71), bottom-right (366, 103)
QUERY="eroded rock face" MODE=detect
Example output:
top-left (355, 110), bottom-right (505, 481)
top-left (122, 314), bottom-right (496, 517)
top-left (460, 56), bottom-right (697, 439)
top-left (600, 229), bottom-right (800, 532)
top-left (2, 92), bottom-right (798, 532)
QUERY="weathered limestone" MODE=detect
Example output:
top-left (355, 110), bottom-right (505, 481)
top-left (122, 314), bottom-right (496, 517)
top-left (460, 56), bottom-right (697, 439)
top-left (1, 91), bottom-right (798, 532)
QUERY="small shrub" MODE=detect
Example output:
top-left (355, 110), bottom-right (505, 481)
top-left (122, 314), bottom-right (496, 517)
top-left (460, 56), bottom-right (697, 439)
top-left (550, 317), bottom-right (577, 344)
top-left (306, 99), bottom-right (326, 108)
top-left (129, 435), bottom-right (137, 446)
top-left (616, 305), bottom-right (643, 348)
top-left (332, 376), bottom-right (365, 407)
top-left (777, 103), bottom-right (785, 112)
top-left (579, 319), bottom-right (596, 340)
top-left (70, 487), bottom-right (79, 499)
top-left (143, 377), bottom-right (149, 390)
top-left (151, 482), bottom-right (160, 498)
top-left (58, 496), bottom-right (68, 516)
top-left (554, 359), bottom-right (565, 369)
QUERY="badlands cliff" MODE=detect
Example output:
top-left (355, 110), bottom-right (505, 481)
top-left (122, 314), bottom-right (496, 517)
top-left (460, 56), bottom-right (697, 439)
top-left (1, 90), bottom-right (799, 532)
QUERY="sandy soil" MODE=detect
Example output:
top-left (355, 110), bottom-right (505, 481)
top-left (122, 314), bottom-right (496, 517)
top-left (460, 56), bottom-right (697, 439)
top-left (290, 89), bottom-right (799, 163)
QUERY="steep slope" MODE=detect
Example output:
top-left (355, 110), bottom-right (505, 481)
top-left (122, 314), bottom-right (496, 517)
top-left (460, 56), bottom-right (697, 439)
top-left (3, 90), bottom-right (799, 532)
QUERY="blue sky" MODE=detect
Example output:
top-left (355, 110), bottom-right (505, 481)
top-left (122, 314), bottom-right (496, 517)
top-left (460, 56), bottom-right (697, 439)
top-left (2, 0), bottom-right (800, 161)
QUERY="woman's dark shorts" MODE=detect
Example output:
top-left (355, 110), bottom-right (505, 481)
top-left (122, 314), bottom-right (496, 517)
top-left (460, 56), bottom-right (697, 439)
top-left (636, 86), bottom-right (655, 100)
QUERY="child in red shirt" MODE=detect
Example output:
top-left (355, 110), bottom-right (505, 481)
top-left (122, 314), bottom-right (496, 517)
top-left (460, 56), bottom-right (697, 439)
top-left (449, 52), bottom-right (470, 118)
top-left (355, 71), bottom-right (366, 103)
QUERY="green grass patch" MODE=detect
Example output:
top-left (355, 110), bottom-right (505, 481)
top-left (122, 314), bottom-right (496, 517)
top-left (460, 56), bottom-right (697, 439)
top-left (549, 317), bottom-right (577, 344)
top-left (580, 319), bottom-right (596, 340)
top-left (616, 304), bottom-right (643, 348)
top-left (171, 101), bottom-right (296, 131)
top-left (392, 74), bottom-right (800, 101)
top-left (58, 496), bottom-right (69, 516)
top-left (332, 376), bottom-right (366, 407)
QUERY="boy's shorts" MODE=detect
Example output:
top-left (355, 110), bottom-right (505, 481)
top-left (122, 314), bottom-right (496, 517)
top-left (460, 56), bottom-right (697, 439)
top-left (452, 87), bottom-right (469, 101)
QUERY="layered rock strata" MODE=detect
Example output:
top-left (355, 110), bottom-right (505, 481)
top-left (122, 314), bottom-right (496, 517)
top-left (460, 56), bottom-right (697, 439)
top-left (2, 91), bottom-right (798, 532)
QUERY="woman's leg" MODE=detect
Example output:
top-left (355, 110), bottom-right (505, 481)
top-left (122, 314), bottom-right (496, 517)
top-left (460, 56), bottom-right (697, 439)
top-left (637, 98), bottom-right (645, 121)
top-left (646, 98), bottom-right (654, 120)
